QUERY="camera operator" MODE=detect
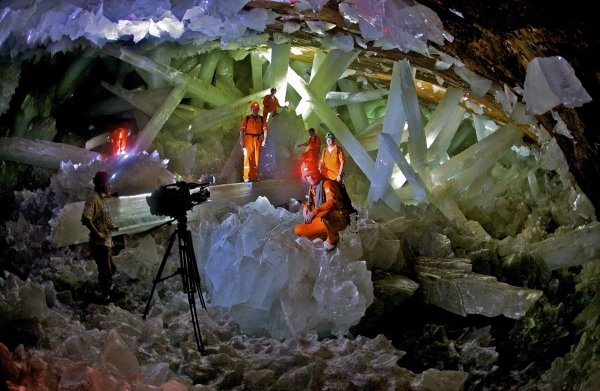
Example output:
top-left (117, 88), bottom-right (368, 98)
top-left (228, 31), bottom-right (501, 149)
top-left (81, 170), bottom-right (119, 302)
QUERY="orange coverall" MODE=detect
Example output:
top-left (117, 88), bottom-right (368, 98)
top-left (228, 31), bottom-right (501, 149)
top-left (110, 128), bottom-right (128, 155)
top-left (319, 145), bottom-right (345, 180)
top-left (262, 94), bottom-right (279, 120)
top-left (240, 115), bottom-right (267, 181)
top-left (294, 179), bottom-right (348, 245)
top-left (301, 134), bottom-right (322, 163)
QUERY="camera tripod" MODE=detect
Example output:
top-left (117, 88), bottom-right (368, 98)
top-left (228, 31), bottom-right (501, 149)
top-left (142, 215), bottom-right (207, 353)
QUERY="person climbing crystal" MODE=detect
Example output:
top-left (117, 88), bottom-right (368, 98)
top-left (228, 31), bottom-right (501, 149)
top-left (297, 127), bottom-right (322, 165)
top-left (262, 87), bottom-right (285, 121)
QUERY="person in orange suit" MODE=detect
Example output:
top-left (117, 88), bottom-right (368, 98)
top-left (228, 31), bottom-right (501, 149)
top-left (240, 101), bottom-right (268, 182)
top-left (297, 127), bottom-right (322, 165)
top-left (294, 160), bottom-right (351, 251)
top-left (262, 87), bottom-right (284, 121)
top-left (109, 128), bottom-right (129, 156)
top-left (319, 131), bottom-right (345, 182)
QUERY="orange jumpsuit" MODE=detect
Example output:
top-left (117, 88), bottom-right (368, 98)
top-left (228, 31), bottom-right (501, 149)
top-left (110, 128), bottom-right (128, 155)
top-left (262, 94), bottom-right (279, 120)
top-left (301, 134), bottom-right (322, 164)
top-left (294, 179), bottom-right (348, 245)
top-left (319, 145), bottom-right (345, 180)
top-left (240, 115), bottom-right (267, 181)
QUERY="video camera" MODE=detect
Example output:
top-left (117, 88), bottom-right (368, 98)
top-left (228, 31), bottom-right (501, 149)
top-left (146, 180), bottom-right (211, 219)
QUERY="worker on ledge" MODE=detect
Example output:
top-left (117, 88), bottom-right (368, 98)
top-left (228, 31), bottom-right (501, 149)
top-left (262, 87), bottom-right (285, 121)
top-left (294, 160), bottom-right (352, 252)
top-left (240, 101), bottom-right (268, 182)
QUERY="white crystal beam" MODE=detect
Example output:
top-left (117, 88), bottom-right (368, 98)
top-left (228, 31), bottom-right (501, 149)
top-left (103, 45), bottom-right (229, 107)
top-left (430, 124), bottom-right (522, 194)
top-left (270, 43), bottom-right (291, 102)
top-left (367, 61), bottom-right (406, 205)
top-left (296, 49), bottom-right (358, 118)
top-left (286, 68), bottom-right (402, 210)
top-left (378, 133), bottom-right (427, 203)
top-left (251, 52), bottom-right (264, 92)
top-left (337, 79), bottom-right (369, 132)
top-left (132, 83), bottom-right (188, 153)
top-left (399, 60), bottom-right (427, 176)
top-left (0, 137), bottom-right (104, 169)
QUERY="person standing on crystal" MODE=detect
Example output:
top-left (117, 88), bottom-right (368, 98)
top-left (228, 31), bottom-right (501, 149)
top-left (240, 101), bottom-right (268, 182)
top-left (262, 87), bottom-right (284, 121)
top-left (81, 170), bottom-right (118, 301)
top-left (294, 160), bottom-right (352, 251)
top-left (319, 131), bottom-right (345, 182)
top-left (297, 127), bottom-right (322, 165)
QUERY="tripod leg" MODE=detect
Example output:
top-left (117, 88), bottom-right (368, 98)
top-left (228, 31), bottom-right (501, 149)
top-left (179, 229), bottom-right (206, 353)
top-left (143, 230), bottom-right (177, 320)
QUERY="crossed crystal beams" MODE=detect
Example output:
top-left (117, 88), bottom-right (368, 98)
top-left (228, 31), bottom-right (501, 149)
top-left (99, 43), bottom-right (522, 224)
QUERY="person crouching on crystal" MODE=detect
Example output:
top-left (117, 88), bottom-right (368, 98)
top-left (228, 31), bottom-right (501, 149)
top-left (294, 160), bottom-right (351, 251)
top-left (81, 170), bottom-right (118, 301)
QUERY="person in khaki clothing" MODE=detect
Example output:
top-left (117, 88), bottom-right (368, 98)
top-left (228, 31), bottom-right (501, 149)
top-left (81, 170), bottom-right (118, 301)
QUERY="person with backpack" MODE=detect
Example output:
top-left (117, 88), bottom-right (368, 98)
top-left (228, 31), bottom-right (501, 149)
top-left (294, 160), bottom-right (353, 251)
top-left (240, 101), bottom-right (268, 182)
top-left (319, 131), bottom-right (345, 182)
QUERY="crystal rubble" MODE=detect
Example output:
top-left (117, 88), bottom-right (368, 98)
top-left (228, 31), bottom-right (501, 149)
top-left (415, 257), bottom-right (543, 319)
top-left (0, 137), bottom-right (103, 170)
top-left (0, 271), bottom-right (427, 390)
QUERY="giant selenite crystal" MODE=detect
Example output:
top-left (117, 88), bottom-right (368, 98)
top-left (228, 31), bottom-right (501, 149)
top-left (194, 196), bottom-right (373, 338)
top-left (415, 257), bottom-right (543, 319)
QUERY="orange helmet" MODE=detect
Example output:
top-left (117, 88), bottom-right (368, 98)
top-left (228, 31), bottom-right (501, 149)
top-left (300, 160), bottom-right (319, 177)
top-left (250, 101), bottom-right (260, 110)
